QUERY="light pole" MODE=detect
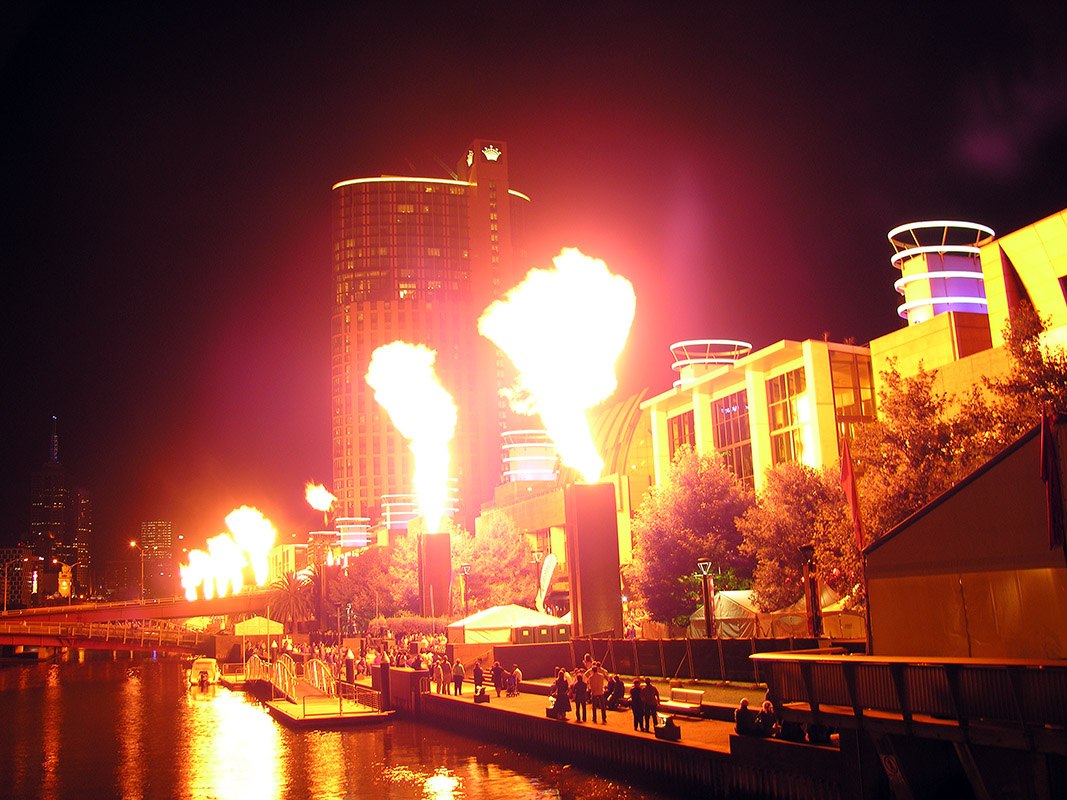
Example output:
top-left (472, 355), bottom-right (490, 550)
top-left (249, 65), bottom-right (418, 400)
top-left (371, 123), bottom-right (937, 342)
top-left (130, 541), bottom-right (145, 604)
top-left (697, 558), bottom-right (714, 638)
top-left (52, 558), bottom-right (81, 605)
top-left (461, 563), bottom-right (471, 617)
top-left (3, 556), bottom-right (41, 615)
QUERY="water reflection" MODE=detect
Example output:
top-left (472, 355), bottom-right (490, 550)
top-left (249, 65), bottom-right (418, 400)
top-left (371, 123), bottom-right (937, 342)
top-left (0, 655), bottom-right (679, 800)
top-left (182, 682), bottom-right (283, 799)
top-left (118, 665), bottom-right (145, 799)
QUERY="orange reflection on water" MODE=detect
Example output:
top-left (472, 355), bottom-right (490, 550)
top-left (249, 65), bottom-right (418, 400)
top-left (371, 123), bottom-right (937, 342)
top-left (181, 687), bottom-right (283, 799)
top-left (118, 666), bottom-right (145, 800)
top-left (304, 730), bottom-right (345, 798)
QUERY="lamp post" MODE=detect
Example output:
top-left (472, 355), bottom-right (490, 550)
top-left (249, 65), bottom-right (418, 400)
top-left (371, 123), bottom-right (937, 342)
top-left (798, 543), bottom-right (820, 638)
top-left (3, 556), bottom-right (41, 615)
top-left (52, 558), bottom-right (81, 605)
top-left (460, 563), bottom-right (471, 617)
top-left (696, 558), bottom-right (714, 639)
top-left (130, 541), bottom-right (145, 604)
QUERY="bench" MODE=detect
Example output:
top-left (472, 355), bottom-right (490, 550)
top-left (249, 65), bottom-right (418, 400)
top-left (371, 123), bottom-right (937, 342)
top-left (659, 688), bottom-right (705, 716)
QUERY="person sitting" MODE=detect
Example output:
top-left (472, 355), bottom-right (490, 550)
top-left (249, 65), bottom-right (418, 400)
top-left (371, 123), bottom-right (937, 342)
top-left (734, 698), bottom-right (760, 736)
top-left (755, 700), bottom-right (778, 737)
top-left (605, 674), bottom-right (627, 710)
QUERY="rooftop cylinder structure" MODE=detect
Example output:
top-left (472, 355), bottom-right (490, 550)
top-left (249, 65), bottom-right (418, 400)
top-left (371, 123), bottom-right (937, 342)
top-left (888, 220), bottom-right (995, 326)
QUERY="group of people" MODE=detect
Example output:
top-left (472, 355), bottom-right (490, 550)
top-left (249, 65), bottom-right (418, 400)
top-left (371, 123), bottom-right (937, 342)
top-left (548, 653), bottom-right (653, 728)
top-left (734, 697), bottom-right (832, 744)
top-left (431, 656), bottom-right (524, 697)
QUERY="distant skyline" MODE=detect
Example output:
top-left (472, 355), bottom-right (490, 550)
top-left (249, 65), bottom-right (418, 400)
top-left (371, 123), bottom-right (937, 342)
top-left (3, 3), bottom-right (1065, 560)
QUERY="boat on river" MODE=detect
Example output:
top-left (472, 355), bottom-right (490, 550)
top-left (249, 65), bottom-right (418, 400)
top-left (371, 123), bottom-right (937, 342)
top-left (188, 657), bottom-right (220, 688)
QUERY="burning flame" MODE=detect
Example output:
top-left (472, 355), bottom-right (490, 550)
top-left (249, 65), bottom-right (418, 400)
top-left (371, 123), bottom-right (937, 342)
top-left (366, 341), bottom-right (457, 532)
top-left (179, 506), bottom-right (277, 601)
top-left (478, 247), bottom-right (635, 483)
top-left (305, 482), bottom-right (336, 513)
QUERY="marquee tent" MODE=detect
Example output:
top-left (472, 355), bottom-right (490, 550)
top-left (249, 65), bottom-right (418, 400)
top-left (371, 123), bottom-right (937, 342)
top-left (233, 615), bottom-right (284, 637)
top-left (687, 590), bottom-right (760, 638)
top-left (447, 604), bottom-right (564, 644)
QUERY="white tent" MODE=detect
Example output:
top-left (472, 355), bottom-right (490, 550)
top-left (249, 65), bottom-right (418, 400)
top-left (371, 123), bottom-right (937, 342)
top-left (447, 604), bottom-right (564, 644)
top-left (233, 615), bottom-right (284, 636)
top-left (688, 590), bottom-right (760, 638)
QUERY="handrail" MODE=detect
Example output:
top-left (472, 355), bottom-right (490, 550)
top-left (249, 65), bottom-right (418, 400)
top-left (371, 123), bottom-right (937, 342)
top-left (0, 618), bottom-right (203, 648)
top-left (751, 651), bottom-right (1067, 747)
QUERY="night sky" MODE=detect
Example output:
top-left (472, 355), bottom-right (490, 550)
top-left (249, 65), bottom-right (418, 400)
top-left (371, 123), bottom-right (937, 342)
top-left (3, 2), bottom-right (1065, 561)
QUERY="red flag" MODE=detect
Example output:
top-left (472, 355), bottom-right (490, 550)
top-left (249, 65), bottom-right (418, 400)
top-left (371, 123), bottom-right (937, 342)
top-left (840, 439), bottom-right (865, 550)
top-left (1040, 409), bottom-right (1064, 551)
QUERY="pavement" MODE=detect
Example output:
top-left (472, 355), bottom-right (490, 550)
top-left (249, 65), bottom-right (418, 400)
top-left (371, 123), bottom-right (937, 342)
top-left (429, 677), bottom-right (764, 753)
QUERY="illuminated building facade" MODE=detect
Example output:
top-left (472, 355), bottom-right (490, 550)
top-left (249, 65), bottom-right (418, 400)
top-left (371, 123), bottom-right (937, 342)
top-left (29, 417), bottom-right (92, 594)
top-left (642, 338), bottom-right (876, 493)
top-left (140, 520), bottom-right (174, 598)
top-left (872, 209), bottom-right (1067, 399)
top-left (331, 139), bottom-right (530, 530)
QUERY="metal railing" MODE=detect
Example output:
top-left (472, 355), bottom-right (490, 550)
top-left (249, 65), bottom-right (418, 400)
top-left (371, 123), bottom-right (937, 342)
top-left (0, 618), bottom-right (204, 649)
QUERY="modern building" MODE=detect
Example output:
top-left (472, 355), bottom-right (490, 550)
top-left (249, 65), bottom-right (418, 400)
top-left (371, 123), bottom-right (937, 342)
top-left (641, 337), bottom-right (876, 493)
top-left (139, 520), bottom-right (175, 598)
top-left (29, 417), bottom-right (92, 595)
top-left (0, 546), bottom-right (40, 611)
top-left (330, 139), bottom-right (530, 531)
top-left (872, 210), bottom-right (1067, 400)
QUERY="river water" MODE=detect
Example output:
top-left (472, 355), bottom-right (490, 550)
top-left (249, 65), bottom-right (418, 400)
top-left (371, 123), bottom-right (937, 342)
top-left (0, 652), bottom-right (679, 800)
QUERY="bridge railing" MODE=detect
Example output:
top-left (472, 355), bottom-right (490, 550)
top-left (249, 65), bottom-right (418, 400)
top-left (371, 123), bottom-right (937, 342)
top-left (303, 658), bottom-right (337, 696)
top-left (0, 618), bottom-right (204, 649)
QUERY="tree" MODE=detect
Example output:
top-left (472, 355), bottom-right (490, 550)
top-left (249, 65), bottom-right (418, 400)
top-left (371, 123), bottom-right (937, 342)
top-left (268, 571), bottom-right (315, 633)
top-left (985, 300), bottom-right (1067, 434)
top-left (629, 446), bottom-right (753, 625)
top-left (331, 545), bottom-right (393, 631)
top-left (458, 511), bottom-right (535, 611)
top-left (851, 362), bottom-right (995, 540)
top-left (738, 462), bottom-right (860, 611)
top-left (386, 532), bottom-right (420, 614)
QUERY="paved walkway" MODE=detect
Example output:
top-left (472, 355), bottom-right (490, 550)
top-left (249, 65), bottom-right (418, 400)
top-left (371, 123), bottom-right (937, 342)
top-left (430, 679), bottom-right (754, 753)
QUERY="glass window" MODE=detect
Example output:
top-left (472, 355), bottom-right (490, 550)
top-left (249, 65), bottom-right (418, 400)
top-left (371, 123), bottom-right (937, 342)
top-left (767, 367), bottom-right (807, 466)
top-left (712, 389), bottom-right (753, 488)
top-left (667, 410), bottom-right (695, 459)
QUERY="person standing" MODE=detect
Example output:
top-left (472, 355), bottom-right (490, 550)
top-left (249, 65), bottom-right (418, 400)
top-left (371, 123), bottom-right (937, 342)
top-left (432, 659), bottom-right (444, 694)
top-left (491, 661), bottom-right (505, 697)
top-left (452, 659), bottom-right (465, 695)
top-left (586, 664), bottom-right (608, 724)
top-left (551, 668), bottom-right (572, 720)
top-left (441, 657), bottom-right (452, 695)
top-left (640, 677), bottom-right (660, 732)
top-left (571, 672), bottom-right (589, 723)
top-left (629, 678), bottom-right (644, 731)
top-left (473, 660), bottom-right (484, 694)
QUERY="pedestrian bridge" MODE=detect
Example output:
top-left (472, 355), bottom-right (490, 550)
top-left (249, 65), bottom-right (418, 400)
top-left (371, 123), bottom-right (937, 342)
top-left (0, 617), bottom-right (209, 656)
top-left (1, 590), bottom-right (270, 624)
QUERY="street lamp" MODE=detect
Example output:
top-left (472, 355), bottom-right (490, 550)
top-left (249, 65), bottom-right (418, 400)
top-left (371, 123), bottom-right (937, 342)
top-left (460, 563), bottom-right (471, 617)
top-left (130, 541), bottom-right (145, 604)
top-left (696, 558), bottom-right (715, 639)
top-left (52, 558), bottom-right (81, 605)
top-left (3, 556), bottom-right (42, 615)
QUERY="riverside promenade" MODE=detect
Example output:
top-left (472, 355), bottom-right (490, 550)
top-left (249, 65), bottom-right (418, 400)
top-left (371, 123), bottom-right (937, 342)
top-left (414, 676), bottom-right (843, 800)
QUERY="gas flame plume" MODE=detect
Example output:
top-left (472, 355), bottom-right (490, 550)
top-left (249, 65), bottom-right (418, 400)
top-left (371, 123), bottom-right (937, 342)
top-left (366, 341), bottom-right (457, 532)
top-left (178, 505), bottom-right (278, 601)
top-left (305, 482), bottom-right (336, 513)
top-left (478, 247), bottom-right (635, 483)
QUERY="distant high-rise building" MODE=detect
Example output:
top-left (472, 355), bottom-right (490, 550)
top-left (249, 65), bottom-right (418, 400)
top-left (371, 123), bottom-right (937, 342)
top-left (330, 139), bottom-right (530, 528)
top-left (139, 520), bottom-right (175, 598)
top-left (29, 417), bottom-right (91, 592)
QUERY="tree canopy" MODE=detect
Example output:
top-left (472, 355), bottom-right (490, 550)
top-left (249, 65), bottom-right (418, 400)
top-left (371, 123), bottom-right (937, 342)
top-left (738, 462), bottom-right (860, 611)
top-left (629, 446), bottom-right (753, 625)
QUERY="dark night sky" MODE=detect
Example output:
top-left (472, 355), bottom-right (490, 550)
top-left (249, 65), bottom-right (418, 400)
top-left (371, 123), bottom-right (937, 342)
top-left (2, 2), bottom-right (1065, 560)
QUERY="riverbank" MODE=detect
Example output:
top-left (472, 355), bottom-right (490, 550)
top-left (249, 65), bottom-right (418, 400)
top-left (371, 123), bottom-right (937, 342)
top-left (412, 679), bottom-right (843, 800)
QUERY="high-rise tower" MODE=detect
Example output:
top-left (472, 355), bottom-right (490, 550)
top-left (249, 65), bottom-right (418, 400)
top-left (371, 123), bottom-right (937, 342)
top-left (330, 139), bottom-right (530, 528)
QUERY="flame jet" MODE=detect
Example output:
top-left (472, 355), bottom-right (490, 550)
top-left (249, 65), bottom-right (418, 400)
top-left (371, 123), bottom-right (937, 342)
top-left (478, 248), bottom-right (636, 483)
top-left (366, 341), bottom-right (458, 532)
top-left (225, 505), bottom-right (276, 587)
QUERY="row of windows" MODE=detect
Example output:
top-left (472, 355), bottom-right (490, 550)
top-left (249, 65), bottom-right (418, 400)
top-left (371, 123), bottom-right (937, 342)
top-left (665, 355), bottom-right (874, 477)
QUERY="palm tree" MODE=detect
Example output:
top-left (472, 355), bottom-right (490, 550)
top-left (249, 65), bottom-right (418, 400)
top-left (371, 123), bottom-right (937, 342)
top-left (268, 571), bottom-right (315, 634)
